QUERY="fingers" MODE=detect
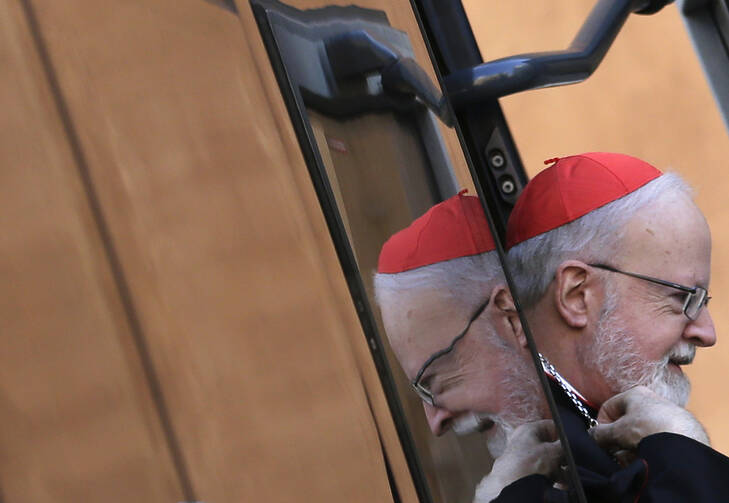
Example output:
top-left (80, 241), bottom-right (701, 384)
top-left (597, 386), bottom-right (656, 422)
top-left (515, 438), bottom-right (563, 478)
top-left (507, 422), bottom-right (563, 476)
top-left (544, 440), bottom-right (566, 480)
top-left (530, 419), bottom-right (558, 442)
top-left (590, 420), bottom-right (629, 451)
top-left (504, 420), bottom-right (559, 453)
top-left (593, 387), bottom-right (712, 463)
top-left (484, 421), bottom-right (566, 494)
top-left (597, 391), bottom-right (629, 423)
top-left (590, 421), bottom-right (611, 447)
top-left (612, 448), bottom-right (637, 468)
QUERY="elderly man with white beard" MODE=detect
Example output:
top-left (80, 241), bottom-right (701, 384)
top-left (374, 191), bottom-right (565, 502)
top-left (375, 156), bottom-right (729, 502)
top-left (505, 152), bottom-right (729, 501)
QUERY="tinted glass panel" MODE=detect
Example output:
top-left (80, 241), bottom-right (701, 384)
top-left (252, 1), bottom-right (565, 501)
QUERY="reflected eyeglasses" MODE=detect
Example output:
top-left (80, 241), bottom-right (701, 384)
top-left (411, 299), bottom-right (489, 407)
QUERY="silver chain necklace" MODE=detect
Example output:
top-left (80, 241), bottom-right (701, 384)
top-left (539, 353), bottom-right (598, 429)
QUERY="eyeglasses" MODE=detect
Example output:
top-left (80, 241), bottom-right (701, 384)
top-left (411, 299), bottom-right (489, 407)
top-left (589, 263), bottom-right (711, 321)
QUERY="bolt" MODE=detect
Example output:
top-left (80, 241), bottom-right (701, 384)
top-left (501, 179), bottom-right (516, 194)
top-left (489, 149), bottom-right (506, 169)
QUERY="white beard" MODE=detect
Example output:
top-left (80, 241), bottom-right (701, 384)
top-left (583, 290), bottom-right (694, 406)
top-left (641, 343), bottom-right (694, 406)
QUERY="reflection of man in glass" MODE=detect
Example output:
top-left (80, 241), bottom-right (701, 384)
top-left (374, 192), bottom-right (562, 498)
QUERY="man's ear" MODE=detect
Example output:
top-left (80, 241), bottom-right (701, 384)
top-left (491, 285), bottom-right (527, 348)
top-left (553, 260), bottom-right (593, 328)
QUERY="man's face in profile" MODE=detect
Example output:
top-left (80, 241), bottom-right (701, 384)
top-left (379, 286), bottom-right (544, 455)
top-left (578, 193), bottom-right (716, 406)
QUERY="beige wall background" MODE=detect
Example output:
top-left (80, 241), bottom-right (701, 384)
top-left (1, 0), bottom-right (428, 500)
top-left (463, 1), bottom-right (729, 454)
top-left (5, 1), bottom-right (727, 500)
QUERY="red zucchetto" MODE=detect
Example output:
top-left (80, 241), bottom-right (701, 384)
top-left (377, 190), bottom-right (496, 273)
top-left (506, 152), bottom-right (663, 249)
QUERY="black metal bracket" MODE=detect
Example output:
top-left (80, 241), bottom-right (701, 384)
top-left (412, 0), bottom-right (528, 239)
top-left (325, 30), bottom-right (454, 125)
top-left (444, 0), bottom-right (673, 107)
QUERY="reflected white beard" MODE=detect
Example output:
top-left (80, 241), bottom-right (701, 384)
top-left (486, 416), bottom-right (511, 459)
top-left (499, 358), bottom-right (544, 427)
top-left (585, 294), bottom-right (693, 407)
top-left (451, 412), bottom-right (512, 458)
top-left (451, 349), bottom-right (544, 459)
top-left (451, 411), bottom-right (489, 436)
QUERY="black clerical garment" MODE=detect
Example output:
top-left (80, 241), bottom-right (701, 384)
top-left (492, 379), bottom-right (729, 502)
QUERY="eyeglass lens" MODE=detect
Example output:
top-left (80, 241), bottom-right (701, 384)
top-left (684, 287), bottom-right (708, 321)
top-left (413, 384), bottom-right (435, 407)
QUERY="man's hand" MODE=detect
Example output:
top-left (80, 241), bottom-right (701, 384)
top-left (474, 420), bottom-right (563, 502)
top-left (591, 386), bottom-right (710, 456)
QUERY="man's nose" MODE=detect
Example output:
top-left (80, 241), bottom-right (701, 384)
top-left (423, 403), bottom-right (455, 436)
top-left (683, 307), bottom-right (716, 347)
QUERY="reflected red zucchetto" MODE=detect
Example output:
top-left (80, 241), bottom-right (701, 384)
top-left (377, 190), bottom-right (496, 274)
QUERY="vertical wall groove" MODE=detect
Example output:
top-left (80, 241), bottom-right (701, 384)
top-left (16, 1), bottom-right (197, 500)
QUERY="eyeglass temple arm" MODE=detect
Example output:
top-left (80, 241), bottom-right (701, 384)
top-left (412, 300), bottom-right (488, 385)
top-left (589, 263), bottom-right (696, 293)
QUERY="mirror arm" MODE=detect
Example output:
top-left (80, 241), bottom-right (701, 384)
top-left (325, 30), bottom-right (454, 125)
top-left (444, 0), bottom-right (673, 108)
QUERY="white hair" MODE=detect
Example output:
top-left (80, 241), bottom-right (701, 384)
top-left (506, 173), bottom-right (693, 308)
top-left (373, 251), bottom-right (504, 316)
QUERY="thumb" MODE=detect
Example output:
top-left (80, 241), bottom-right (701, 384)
top-left (544, 440), bottom-right (565, 479)
top-left (597, 392), bottom-right (628, 423)
top-left (533, 419), bottom-right (558, 442)
top-left (590, 420), bottom-right (623, 451)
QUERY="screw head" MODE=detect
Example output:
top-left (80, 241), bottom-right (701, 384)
top-left (501, 179), bottom-right (516, 194)
top-left (489, 149), bottom-right (506, 169)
